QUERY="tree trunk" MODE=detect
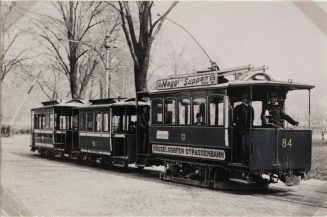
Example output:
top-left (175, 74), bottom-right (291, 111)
top-left (134, 44), bottom-right (151, 93)
top-left (134, 64), bottom-right (148, 93)
top-left (99, 80), bottom-right (103, 99)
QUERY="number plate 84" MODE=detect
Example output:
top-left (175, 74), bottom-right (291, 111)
top-left (281, 138), bottom-right (292, 148)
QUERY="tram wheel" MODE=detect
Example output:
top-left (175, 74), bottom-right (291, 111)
top-left (137, 166), bottom-right (144, 172)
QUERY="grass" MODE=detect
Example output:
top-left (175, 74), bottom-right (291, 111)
top-left (309, 140), bottom-right (327, 180)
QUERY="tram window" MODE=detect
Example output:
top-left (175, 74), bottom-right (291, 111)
top-left (80, 113), bottom-right (87, 131)
top-left (68, 116), bottom-right (71, 130)
top-left (44, 114), bottom-right (49, 129)
top-left (87, 113), bottom-right (94, 131)
top-left (127, 115), bottom-right (136, 133)
top-left (112, 115), bottom-right (124, 133)
top-left (42, 115), bottom-right (46, 129)
top-left (35, 115), bottom-right (41, 129)
top-left (50, 114), bottom-right (54, 129)
top-left (38, 115), bottom-right (42, 129)
top-left (60, 116), bottom-right (67, 130)
top-left (251, 101), bottom-right (262, 126)
top-left (179, 98), bottom-right (191, 125)
top-left (54, 114), bottom-right (58, 129)
top-left (164, 99), bottom-right (176, 125)
top-left (64, 116), bottom-right (68, 130)
top-left (209, 96), bottom-right (224, 126)
top-left (193, 97), bottom-right (207, 126)
top-left (95, 113), bottom-right (102, 132)
top-left (103, 113), bottom-right (109, 132)
top-left (72, 114), bottom-right (78, 130)
top-left (34, 115), bottom-right (38, 129)
top-left (152, 99), bottom-right (163, 124)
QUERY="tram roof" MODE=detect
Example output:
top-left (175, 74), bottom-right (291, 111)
top-left (151, 80), bottom-right (314, 94)
top-left (77, 99), bottom-right (149, 110)
top-left (31, 99), bottom-right (88, 111)
top-left (151, 67), bottom-right (315, 94)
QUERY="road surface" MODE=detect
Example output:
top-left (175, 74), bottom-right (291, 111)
top-left (1, 135), bottom-right (327, 216)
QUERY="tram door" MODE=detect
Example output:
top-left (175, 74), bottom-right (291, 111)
top-left (71, 109), bottom-right (79, 152)
top-left (111, 106), bottom-right (137, 165)
top-left (54, 107), bottom-right (74, 154)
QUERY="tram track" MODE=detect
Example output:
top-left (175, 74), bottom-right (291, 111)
top-left (2, 137), bottom-right (327, 216)
top-left (256, 192), bottom-right (327, 209)
top-left (8, 150), bottom-right (327, 213)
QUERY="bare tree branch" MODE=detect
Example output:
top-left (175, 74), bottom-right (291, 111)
top-left (151, 1), bottom-right (178, 40)
top-left (116, 1), bottom-right (178, 92)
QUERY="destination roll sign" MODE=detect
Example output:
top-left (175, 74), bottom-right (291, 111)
top-left (157, 73), bottom-right (218, 90)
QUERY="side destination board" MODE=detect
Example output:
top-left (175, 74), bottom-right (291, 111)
top-left (157, 73), bottom-right (218, 90)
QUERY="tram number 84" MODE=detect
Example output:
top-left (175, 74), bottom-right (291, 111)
top-left (281, 138), bottom-right (292, 148)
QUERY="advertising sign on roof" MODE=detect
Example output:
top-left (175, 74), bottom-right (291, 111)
top-left (157, 74), bottom-right (217, 90)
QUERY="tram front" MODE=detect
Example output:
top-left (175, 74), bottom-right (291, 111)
top-left (229, 80), bottom-right (315, 186)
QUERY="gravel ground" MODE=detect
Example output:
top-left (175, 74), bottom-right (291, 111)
top-left (310, 140), bottom-right (327, 180)
top-left (1, 135), bottom-right (327, 217)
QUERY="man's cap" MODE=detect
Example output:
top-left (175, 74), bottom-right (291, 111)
top-left (270, 93), bottom-right (278, 98)
top-left (196, 113), bottom-right (203, 118)
top-left (241, 93), bottom-right (249, 99)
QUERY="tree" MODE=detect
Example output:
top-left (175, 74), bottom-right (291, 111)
top-left (33, 1), bottom-right (119, 99)
top-left (0, 2), bottom-right (34, 82)
top-left (114, 1), bottom-right (178, 93)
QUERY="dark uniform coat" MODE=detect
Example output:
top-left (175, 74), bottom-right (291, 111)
top-left (233, 103), bottom-right (254, 133)
top-left (261, 103), bottom-right (297, 127)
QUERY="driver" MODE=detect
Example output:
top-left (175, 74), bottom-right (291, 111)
top-left (261, 93), bottom-right (299, 128)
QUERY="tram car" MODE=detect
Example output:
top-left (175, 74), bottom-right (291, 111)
top-left (30, 64), bottom-right (314, 188)
top-left (149, 65), bottom-right (314, 187)
top-left (31, 99), bottom-right (86, 157)
top-left (31, 98), bottom-right (149, 166)
top-left (74, 98), bottom-right (149, 166)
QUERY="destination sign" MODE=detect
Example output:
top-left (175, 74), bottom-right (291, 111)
top-left (157, 74), bottom-right (218, 90)
top-left (152, 144), bottom-right (225, 160)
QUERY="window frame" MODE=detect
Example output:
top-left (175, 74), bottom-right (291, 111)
top-left (178, 97), bottom-right (191, 126)
top-left (163, 97), bottom-right (177, 126)
top-left (208, 94), bottom-right (225, 127)
top-left (192, 96), bottom-right (208, 127)
top-left (49, 113), bottom-right (54, 130)
top-left (102, 112), bottom-right (109, 132)
top-left (95, 112), bottom-right (103, 132)
top-left (151, 98), bottom-right (164, 125)
top-left (86, 112), bottom-right (94, 132)
top-left (79, 112), bottom-right (87, 132)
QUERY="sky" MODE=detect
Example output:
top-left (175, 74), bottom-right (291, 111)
top-left (2, 1), bottom-right (327, 126)
top-left (151, 1), bottom-right (327, 114)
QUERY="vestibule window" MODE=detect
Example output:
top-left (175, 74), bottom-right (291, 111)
top-left (80, 113), bottom-right (86, 131)
top-left (152, 99), bottom-right (163, 124)
top-left (50, 114), bottom-right (54, 129)
top-left (103, 113), bottom-right (109, 132)
top-left (164, 98), bottom-right (176, 125)
top-left (178, 98), bottom-right (191, 125)
top-left (87, 113), bottom-right (94, 131)
top-left (95, 113), bottom-right (102, 132)
top-left (193, 97), bottom-right (207, 126)
top-left (209, 96), bottom-right (224, 126)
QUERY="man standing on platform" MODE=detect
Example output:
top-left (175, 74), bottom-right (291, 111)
top-left (233, 94), bottom-right (254, 163)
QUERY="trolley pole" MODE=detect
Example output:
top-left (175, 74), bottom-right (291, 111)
top-left (104, 35), bottom-right (111, 99)
top-left (7, 70), bottom-right (42, 136)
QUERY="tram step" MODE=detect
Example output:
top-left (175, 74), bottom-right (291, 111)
top-left (113, 158), bottom-right (128, 167)
top-left (229, 178), bottom-right (256, 184)
top-left (135, 158), bottom-right (148, 167)
top-left (70, 151), bottom-right (80, 160)
top-left (228, 163), bottom-right (249, 168)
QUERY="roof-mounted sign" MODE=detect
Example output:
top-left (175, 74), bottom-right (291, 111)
top-left (157, 73), bottom-right (217, 90)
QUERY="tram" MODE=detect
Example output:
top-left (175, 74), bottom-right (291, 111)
top-left (31, 99), bottom-right (86, 157)
top-left (148, 65), bottom-right (314, 187)
top-left (30, 64), bottom-right (314, 188)
top-left (75, 98), bottom-right (149, 166)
